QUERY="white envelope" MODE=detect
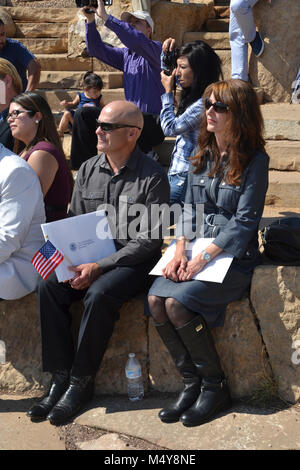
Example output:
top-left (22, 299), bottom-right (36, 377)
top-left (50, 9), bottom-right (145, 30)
top-left (41, 210), bottom-right (116, 282)
top-left (150, 238), bottom-right (233, 283)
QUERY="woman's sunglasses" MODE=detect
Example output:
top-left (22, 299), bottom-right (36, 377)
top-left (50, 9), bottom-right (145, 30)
top-left (96, 120), bottom-right (141, 132)
top-left (204, 98), bottom-right (229, 114)
top-left (6, 109), bottom-right (35, 121)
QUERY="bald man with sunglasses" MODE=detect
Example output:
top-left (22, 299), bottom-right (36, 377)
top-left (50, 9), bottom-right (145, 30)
top-left (28, 100), bottom-right (169, 426)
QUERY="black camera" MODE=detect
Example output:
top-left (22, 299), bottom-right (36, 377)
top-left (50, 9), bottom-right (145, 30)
top-left (161, 47), bottom-right (179, 76)
top-left (76, 0), bottom-right (112, 11)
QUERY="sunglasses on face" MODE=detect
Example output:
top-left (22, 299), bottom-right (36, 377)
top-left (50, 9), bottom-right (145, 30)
top-left (6, 109), bottom-right (35, 121)
top-left (96, 120), bottom-right (141, 132)
top-left (204, 98), bottom-right (229, 114)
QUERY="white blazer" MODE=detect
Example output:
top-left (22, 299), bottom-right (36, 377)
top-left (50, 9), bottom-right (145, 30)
top-left (0, 144), bottom-right (45, 299)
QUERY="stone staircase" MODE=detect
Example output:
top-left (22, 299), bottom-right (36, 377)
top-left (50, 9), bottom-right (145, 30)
top-left (3, 2), bottom-right (300, 218)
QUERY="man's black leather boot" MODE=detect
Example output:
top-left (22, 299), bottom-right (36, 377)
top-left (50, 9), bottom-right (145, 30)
top-left (27, 370), bottom-right (69, 421)
top-left (46, 375), bottom-right (94, 426)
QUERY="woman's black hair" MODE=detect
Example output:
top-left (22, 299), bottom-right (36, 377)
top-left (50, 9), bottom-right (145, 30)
top-left (82, 71), bottom-right (103, 90)
top-left (176, 40), bottom-right (223, 116)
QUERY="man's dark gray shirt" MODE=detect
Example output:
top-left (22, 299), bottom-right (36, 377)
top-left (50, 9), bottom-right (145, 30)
top-left (69, 146), bottom-right (170, 273)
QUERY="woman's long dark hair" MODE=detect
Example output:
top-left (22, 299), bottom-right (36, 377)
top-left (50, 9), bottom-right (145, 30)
top-left (11, 91), bottom-right (64, 155)
top-left (191, 79), bottom-right (266, 185)
top-left (11, 91), bottom-right (74, 192)
top-left (176, 40), bottom-right (223, 116)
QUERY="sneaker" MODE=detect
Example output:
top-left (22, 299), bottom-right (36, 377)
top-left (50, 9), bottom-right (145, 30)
top-left (250, 31), bottom-right (264, 57)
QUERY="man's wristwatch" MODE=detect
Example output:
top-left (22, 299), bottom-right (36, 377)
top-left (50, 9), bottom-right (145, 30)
top-left (201, 250), bottom-right (211, 263)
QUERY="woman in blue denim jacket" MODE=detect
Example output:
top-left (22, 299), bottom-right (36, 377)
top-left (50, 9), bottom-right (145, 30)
top-left (160, 39), bottom-right (222, 205)
top-left (148, 79), bottom-right (269, 427)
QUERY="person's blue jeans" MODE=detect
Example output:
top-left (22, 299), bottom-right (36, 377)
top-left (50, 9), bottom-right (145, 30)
top-left (230, 0), bottom-right (259, 81)
top-left (168, 171), bottom-right (188, 207)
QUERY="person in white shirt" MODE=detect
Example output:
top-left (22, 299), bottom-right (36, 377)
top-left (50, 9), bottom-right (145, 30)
top-left (0, 143), bottom-right (45, 299)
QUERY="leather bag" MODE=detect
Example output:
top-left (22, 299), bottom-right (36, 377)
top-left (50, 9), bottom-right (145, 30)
top-left (260, 217), bottom-right (300, 265)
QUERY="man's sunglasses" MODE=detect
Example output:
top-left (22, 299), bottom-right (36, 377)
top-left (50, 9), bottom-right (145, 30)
top-left (204, 98), bottom-right (229, 114)
top-left (96, 120), bottom-right (141, 132)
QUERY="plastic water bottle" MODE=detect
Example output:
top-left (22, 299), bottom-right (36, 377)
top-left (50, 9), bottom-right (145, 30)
top-left (0, 340), bottom-right (6, 364)
top-left (125, 353), bottom-right (144, 401)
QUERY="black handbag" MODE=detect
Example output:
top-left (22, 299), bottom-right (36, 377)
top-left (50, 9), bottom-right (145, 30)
top-left (260, 217), bottom-right (300, 265)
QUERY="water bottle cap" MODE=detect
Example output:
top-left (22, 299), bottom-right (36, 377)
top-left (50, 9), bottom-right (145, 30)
top-left (128, 353), bottom-right (135, 358)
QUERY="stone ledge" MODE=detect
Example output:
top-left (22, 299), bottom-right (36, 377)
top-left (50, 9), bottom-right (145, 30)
top-left (0, 266), bottom-right (299, 404)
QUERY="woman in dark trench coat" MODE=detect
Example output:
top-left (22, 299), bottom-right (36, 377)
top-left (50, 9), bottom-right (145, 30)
top-left (148, 79), bottom-right (270, 427)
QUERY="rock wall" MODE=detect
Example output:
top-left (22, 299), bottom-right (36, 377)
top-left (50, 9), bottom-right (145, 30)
top-left (1, 266), bottom-right (300, 404)
top-left (251, 0), bottom-right (300, 102)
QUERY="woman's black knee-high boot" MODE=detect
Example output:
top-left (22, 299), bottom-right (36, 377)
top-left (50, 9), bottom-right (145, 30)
top-left (176, 315), bottom-right (232, 427)
top-left (155, 321), bottom-right (201, 423)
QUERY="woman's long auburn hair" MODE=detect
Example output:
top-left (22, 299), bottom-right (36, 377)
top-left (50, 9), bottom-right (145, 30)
top-left (191, 79), bottom-right (266, 185)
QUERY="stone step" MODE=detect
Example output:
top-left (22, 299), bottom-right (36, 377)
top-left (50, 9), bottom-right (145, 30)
top-left (16, 37), bottom-right (68, 54)
top-left (261, 104), bottom-right (300, 140)
top-left (3, 6), bottom-right (77, 23)
top-left (266, 170), bottom-right (300, 207)
top-left (214, 5), bottom-right (230, 18)
top-left (260, 205), bottom-right (300, 229)
top-left (14, 22), bottom-right (68, 38)
top-left (38, 88), bottom-right (125, 112)
top-left (39, 71), bottom-right (123, 90)
top-left (36, 53), bottom-right (93, 72)
top-left (156, 138), bottom-right (300, 172)
top-left (206, 18), bottom-right (229, 32)
top-left (266, 141), bottom-right (300, 171)
top-left (183, 31), bottom-right (230, 50)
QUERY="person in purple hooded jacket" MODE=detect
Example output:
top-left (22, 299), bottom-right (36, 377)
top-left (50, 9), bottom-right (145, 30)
top-left (70, 1), bottom-right (165, 170)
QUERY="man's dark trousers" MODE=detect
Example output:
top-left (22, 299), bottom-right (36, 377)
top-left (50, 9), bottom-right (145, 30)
top-left (38, 260), bottom-right (155, 377)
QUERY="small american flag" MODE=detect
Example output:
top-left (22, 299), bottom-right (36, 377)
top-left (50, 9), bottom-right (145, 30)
top-left (31, 240), bottom-right (64, 280)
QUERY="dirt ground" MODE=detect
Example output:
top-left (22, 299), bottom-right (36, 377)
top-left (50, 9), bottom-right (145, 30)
top-left (58, 422), bottom-right (168, 450)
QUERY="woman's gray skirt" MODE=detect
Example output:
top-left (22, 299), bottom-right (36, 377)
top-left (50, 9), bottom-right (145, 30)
top-left (147, 264), bottom-right (253, 328)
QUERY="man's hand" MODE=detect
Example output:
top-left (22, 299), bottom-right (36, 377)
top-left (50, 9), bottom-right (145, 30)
top-left (81, 0), bottom-right (108, 23)
top-left (162, 37), bottom-right (176, 53)
top-left (68, 262), bottom-right (102, 290)
top-left (80, 5), bottom-right (96, 22)
top-left (96, 0), bottom-right (109, 21)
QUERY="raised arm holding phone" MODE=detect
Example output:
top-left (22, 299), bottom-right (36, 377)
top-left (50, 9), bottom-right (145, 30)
top-left (69, 0), bottom-right (165, 170)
